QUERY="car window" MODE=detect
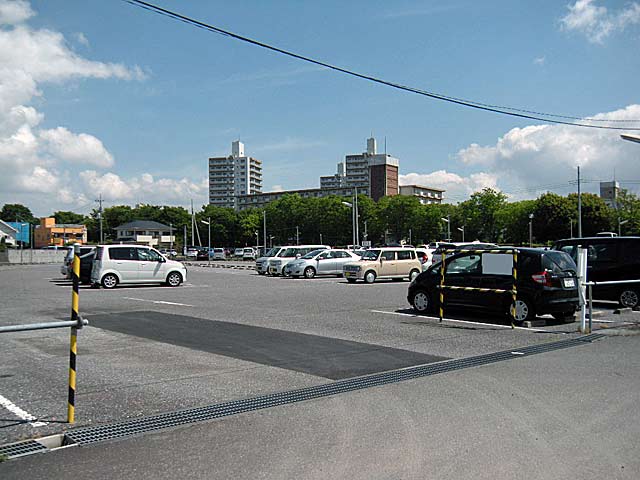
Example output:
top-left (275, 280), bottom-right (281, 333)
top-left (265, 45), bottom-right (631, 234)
top-left (302, 249), bottom-right (324, 259)
top-left (361, 250), bottom-right (380, 260)
top-left (397, 250), bottom-right (412, 260)
top-left (543, 251), bottom-right (576, 273)
top-left (318, 251), bottom-right (331, 260)
top-left (381, 251), bottom-right (396, 260)
top-left (336, 251), bottom-right (350, 259)
top-left (446, 255), bottom-right (481, 274)
top-left (138, 248), bottom-right (162, 262)
top-left (620, 240), bottom-right (638, 263)
top-left (558, 245), bottom-right (576, 261)
top-left (109, 247), bottom-right (137, 260)
top-left (587, 242), bottom-right (616, 262)
top-left (95, 246), bottom-right (103, 260)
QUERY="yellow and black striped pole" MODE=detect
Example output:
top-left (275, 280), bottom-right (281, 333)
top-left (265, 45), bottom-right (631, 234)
top-left (68, 244), bottom-right (80, 423)
top-left (511, 249), bottom-right (518, 328)
top-left (439, 251), bottom-right (445, 322)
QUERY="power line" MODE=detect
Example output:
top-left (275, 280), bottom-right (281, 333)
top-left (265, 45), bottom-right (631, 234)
top-left (124, 0), bottom-right (640, 131)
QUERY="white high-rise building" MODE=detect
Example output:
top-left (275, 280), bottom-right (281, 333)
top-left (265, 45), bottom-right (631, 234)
top-left (209, 141), bottom-right (262, 209)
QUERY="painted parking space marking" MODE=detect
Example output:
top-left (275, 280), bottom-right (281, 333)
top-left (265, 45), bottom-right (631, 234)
top-left (0, 394), bottom-right (47, 427)
top-left (123, 297), bottom-right (193, 307)
top-left (370, 309), bottom-right (554, 333)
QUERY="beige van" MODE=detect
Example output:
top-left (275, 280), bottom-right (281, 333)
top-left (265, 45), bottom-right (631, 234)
top-left (342, 248), bottom-right (422, 284)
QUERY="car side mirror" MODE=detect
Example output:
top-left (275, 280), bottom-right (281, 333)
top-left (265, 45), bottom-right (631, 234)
top-left (296, 254), bottom-right (301, 258)
top-left (159, 257), bottom-right (166, 263)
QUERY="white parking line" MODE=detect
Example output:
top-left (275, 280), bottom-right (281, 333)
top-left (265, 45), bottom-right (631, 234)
top-left (370, 309), bottom-right (554, 333)
top-left (123, 297), bottom-right (193, 307)
top-left (0, 394), bottom-right (47, 427)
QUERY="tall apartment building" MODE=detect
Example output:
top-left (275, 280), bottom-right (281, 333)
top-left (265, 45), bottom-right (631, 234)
top-left (209, 141), bottom-right (262, 209)
top-left (323, 137), bottom-right (399, 201)
top-left (600, 181), bottom-right (620, 208)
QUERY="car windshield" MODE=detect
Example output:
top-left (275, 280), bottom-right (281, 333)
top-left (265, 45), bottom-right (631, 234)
top-left (280, 248), bottom-right (301, 257)
top-left (301, 249), bottom-right (325, 259)
top-left (360, 249), bottom-right (380, 260)
top-left (543, 251), bottom-right (576, 273)
top-left (264, 248), bottom-right (279, 257)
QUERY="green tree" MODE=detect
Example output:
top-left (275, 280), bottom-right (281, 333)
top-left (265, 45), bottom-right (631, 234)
top-left (567, 193), bottom-right (611, 237)
top-left (614, 189), bottom-right (640, 235)
top-left (457, 188), bottom-right (507, 242)
top-left (495, 200), bottom-right (536, 245)
top-left (53, 211), bottom-right (86, 225)
top-left (531, 192), bottom-right (573, 243)
top-left (101, 205), bottom-right (134, 241)
top-left (0, 204), bottom-right (36, 224)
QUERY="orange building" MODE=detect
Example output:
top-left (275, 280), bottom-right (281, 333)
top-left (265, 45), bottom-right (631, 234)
top-left (34, 217), bottom-right (87, 248)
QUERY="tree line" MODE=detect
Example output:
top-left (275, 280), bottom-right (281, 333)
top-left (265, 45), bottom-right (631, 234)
top-left (1, 187), bottom-right (638, 248)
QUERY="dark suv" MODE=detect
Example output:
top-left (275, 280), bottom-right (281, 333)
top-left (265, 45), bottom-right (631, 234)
top-left (407, 247), bottom-right (579, 324)
top-left (553, 237), bottom-right (640, 308)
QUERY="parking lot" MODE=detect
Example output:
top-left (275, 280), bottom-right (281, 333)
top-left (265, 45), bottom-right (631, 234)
top-left (1, 262), bottom-right (638, 448)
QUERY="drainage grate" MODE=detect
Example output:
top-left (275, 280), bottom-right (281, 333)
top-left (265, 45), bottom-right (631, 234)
top-left (64, 333), bottom-right (604, 446)
top-left (0, 439), bottom-right (47, 459)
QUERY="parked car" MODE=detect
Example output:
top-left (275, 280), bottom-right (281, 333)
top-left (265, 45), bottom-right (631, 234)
top-left (267, 245), bottom-right (331, 276)
top-left (196, 248), bottom-right (210, 261)
top-left (243, 247), bottom-right (256, 260)
top-left (61, 246), bottom-right (93, 278)
top-left (284, 248), bottom-right (361, 278)
top-left (212, 248), bottom-right (226, 260)
top-left (233, 248), bottom-right (244, 258)
top-left (552, 236), bottom-right (640, 308)
top-left (255, 246), bottom-right (283, 275)
top-left (91, 245), bottom-right (187, 288)
top-left (79, 248), bottom-right (96, 284)
top-left (342, 247), bottom-right (422, 284)
top-left (185, 248), bottom-right (198, 259)
top-left (407, 247), bottom-right (579, 324)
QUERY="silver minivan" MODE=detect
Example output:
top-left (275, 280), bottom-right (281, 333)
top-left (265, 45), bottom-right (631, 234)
top-left (91, 245), bottom-right (187, 288)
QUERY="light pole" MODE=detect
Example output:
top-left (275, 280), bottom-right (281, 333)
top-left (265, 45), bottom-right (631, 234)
top-left (440, 216), bottom-right (451, 242)
top-left (529, 213), bottom-right (534, 247)
top-left (169, 223), bottom-right (173, 254)
top-left (342, 200), bottom-right (356, 249)
top-left (201, 218), bottom-right (211, 265)
top-left (255, 230), bottom-right (259, 251)
top-left (621, 134), bottom-right (640, 144)
top-left (457, 226), bottom-right (465, 242)
top-left (619, 219), bottom-right (629, 237)
top-left (269, 235), bottom-right (275, 248)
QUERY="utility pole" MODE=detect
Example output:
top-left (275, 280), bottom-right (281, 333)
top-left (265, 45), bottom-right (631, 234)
top-left (95, 194), bottom-right (104, 243)
top-left (190, 200), bottom-right (195, 247)
top-left (577, 166), bottom-right (582, 237)
top-left (169, 223), bottom-right (173, 253)
top-left (296, 226), bottom-right (299, 245)
top-left (409, 228), bottom-right (412, 246)
top-left (354, 187), bottom-right (359, 247)
top-left (183, 225), bottom-right (187, 254)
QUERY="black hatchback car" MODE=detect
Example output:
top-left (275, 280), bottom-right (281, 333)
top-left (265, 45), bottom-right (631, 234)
top-left (407, 247), bottom-right (579, 324)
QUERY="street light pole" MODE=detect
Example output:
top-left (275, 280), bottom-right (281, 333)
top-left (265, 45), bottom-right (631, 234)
top-left (577, 166), bottom-right (582, 238)
top-left (200, 218), bottom-right (211, 265)
top-left (440, 216), bottom-right (450, 242)
top-left (529, 213), bottom-right (534, 247)
top-left (457, 226), bottom-right (465, 242)
top-left (619, 219), bottom-right (629, 237)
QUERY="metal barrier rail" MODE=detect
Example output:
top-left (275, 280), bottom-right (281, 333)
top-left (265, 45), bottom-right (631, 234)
top-left (581, 278), bottom-right (640, 333)
top-left (439, 249), bottom-right (518, 325)
top-left (0, 318), bottom-right (87, 333)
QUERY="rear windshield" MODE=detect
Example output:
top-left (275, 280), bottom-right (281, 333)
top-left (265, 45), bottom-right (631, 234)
top-left (95, 246), bottom-right (103, 260)
top-left (543, 251), bottom-right (576, 273)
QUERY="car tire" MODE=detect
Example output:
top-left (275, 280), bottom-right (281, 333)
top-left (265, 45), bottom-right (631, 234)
top-left (304, 267), bottom-right (316, 279)
top-left (512, 297), bottom-right (534, 324)
top-left (411, 289), bottom-right (432, 314)
top-left (364, 271), bottom-right (376, 284)
top-left (347, 278), bottom-right (357, 284)
top-left (257, 271), bottom-right (265, 275)
top-left (101, 273), bottom-right (118, 289)
top-left (409, 269), bottom-right (420, 282)
top-left (619, 288), bottom-right (639, 309)
top-left (166, 271), bottom-right (183, 287)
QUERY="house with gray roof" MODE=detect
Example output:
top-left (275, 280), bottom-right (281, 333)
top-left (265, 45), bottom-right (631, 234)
top-left (114, 220), bottom-right (175, 248)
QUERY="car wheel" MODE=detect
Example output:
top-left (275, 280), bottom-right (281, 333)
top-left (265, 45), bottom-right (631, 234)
top-left (101, 273), bottom-right (118, 289)
top-left (364, 271), bottom-right (376, 284)
top-left (512, 297), bottom-right (534, 324)
top-left (257, 271), bottom-right (265, 275)
top-left (347, 278), bottom-right (357, 284)
top-left (166, 271), bottom-right (183, 287)
top-left (304, 267), bottom-right (316, 279)
top-left (281, 267), bottom-right (287, 276)
top-left (409, 269), bottom-right (420, 282)
top-left (411, 289), bottom-right (432, 313)
top-left (619, 288), bottom-right (639, 308)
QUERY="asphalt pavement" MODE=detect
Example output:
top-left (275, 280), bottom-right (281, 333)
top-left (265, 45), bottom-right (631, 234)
top-left (1, 263), bottom-right (639, 478)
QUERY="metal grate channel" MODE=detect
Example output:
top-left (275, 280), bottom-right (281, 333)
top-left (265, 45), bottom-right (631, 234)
top-left (0, 439), bottom-right (47, 459)
top-left (65, 334), bottom-right (604, 446)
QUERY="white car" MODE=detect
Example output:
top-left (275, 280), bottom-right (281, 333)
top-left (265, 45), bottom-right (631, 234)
top-left (284, 249), bottom-right (361, 278)
top-left (242, 247), bottom-right (256, 260)
top-left (267, 245), bottom-right (331, 276)
top-left (91, 245), bottom-right (187, 288)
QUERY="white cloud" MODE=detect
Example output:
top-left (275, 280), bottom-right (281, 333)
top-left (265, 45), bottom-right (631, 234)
top-left (270, 185), bottom-right (285, 193)
top-left (453, 104), bottom-right (640, 198)
top-left (400, 171), bottom-right (498, 202)
top-left (560, 0), bottom-right (640, 43)
top-left (533, 56), bottom-right (546, 65)
top-left (39, 127), bottom-right (114, 167)
top-left (0, 0), bottom-right (33, 25)
top-left (74, 32), bottom-right (89, 47)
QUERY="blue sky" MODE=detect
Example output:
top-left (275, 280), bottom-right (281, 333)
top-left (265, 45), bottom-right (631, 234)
top-left (1, 0), bottom-right (639, 215)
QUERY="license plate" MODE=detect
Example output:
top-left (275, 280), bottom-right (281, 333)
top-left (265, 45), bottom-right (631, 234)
top-left (344, 272), bottom-right (352, 277)
top-left (563, 278), bottom-right (575, 288)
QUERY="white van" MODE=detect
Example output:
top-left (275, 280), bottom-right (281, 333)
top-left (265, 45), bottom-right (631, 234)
top-left (91, 245), bottom-right (187, 288)
top-left (267, 245), bottom-right (331, 276)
